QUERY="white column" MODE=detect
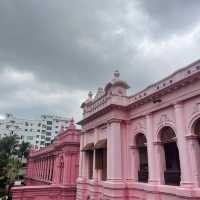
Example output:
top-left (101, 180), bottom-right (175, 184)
top-left (93, 128), bottom-right (98, 181)
top-left (129, 146), bottom-right (139, 182)
top-left (82, 134), bottom-right (89, 178)
top-left (146, 113), bottom-right (157, 184)
top-left (154, 142), bottom-right (166, 184)
top-left (107, 120), bottom-right (122, 180)
top-left (187, 135), bottom-right (200, 187)
top-left (174, 103), bottom-right (192, 186)
top-left (63, 153), bottom-right (70, 185)
top-left (46, 157), bottom-right (50, 180)
top-left (78, 134), bottom-right (84, 177)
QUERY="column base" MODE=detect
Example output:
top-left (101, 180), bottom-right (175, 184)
top-left (181, 181), bottom-right (195, 188)
top-left (148, 179), bottom-right (160, 185)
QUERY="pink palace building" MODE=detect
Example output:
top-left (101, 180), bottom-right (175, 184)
top-left (12, 59), bottom-right (200, 200)
top-left (12, 119), bottom-right (80, 200)
top-left (77, 59), bottom-right (200, 200)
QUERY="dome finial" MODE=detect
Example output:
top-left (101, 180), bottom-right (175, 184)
top-left (88, 91), bottom-right (93, 99)
top-left (114, 70), bottom-right (120, 79)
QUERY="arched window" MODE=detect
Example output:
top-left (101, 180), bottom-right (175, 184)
top-left (135, 133), bottom-right (148, 183)
top-left (159, 126), bottom-right (181, 185)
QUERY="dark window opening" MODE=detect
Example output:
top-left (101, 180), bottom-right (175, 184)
top-left (59, 159), bottom-right (64, 183)
top-left (95, 148), bottom-right (107, 181)
top-left (95, 139), bottom-right (107, 181)
top-left (164, 142), bottom-right (181, 185)
top-left (160, 126), bottom-right (181, 186)
top-left (88, 151), bottom-right (93, 179)
top-left (136, 133), bottom-right (148, 183)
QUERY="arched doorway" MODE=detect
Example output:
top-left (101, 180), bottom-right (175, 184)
top-left (159, 126), bottom-right (181, 185)
top-left (193, 118), bottom-right (200, 138)
top-left (135, 133), bottom-right (148, 183)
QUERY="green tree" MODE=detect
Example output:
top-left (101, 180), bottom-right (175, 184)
top-left (0, 136), bottom-right (18, 156)
top-left (17, 141), bottom-right (30, 160)
top-left (0, 136), bottom-right (30, 198)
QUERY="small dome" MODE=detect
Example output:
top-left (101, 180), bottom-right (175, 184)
top-left (114, 70), bottom-right (120, 79)
top-left (105, 70), bottom-right (129, 94)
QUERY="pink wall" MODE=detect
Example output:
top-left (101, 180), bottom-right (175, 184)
top-left (12, 119), bottom-right (80, 200)
top-left (77, 60), bottom-right (200, 200)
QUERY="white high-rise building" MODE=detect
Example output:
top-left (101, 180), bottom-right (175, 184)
top-left (0, 113), bottom-right (69, 149)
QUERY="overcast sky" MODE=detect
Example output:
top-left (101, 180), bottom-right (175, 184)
top-left (0, 0), bottom-right (200, 121)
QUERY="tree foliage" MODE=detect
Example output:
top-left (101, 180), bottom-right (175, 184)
top-left (0, 135), bottom-right (30, 198)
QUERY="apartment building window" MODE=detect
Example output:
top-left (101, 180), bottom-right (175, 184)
top-left (27, 136), bottom-right (34, 140)
top-left (95, 139), bottom-right (107, 181)
top-left (37, 129), bottom-right (40, 132)
top-left (47, 121), bottom-right (52, 125)
top-left (25, 129), bottom-right (28, 131)
top-left (25, 122), bottom-right (29, 126)
top-left (47, 126), bottom-right (52, 130)
top-left (46, 132), bottom-right (51, 136)
top-left (46, 137), bottom-right (51, 142)
top-left (45, 142), bottom-right (50, 147)
top-left (40, 141), bottom-right (45, 145)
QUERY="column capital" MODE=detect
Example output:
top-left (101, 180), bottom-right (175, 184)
top-left (174, 102), bottom-right (183, 109)
top-left (145, 112), bottom-right (153, 118)
top-left (185, 134), bottom-right (198, 140)
top-left (108, 118), bottom-right (122, 124)
top-left (153, 141), bottom-right (162, 146)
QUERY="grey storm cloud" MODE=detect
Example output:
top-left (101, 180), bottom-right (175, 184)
top-left (0, 0), bottom-right (200, 120)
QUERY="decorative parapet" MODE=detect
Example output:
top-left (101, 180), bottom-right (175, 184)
top-left (81, 70), bottom-right (130, 119)
top-left (81, 60), bottom-right (200, 120)
top-left (128, 60), bottom-right (200, 106)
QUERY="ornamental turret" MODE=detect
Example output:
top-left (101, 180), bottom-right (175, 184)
top-left (104, 70), bottom-right (130, 96)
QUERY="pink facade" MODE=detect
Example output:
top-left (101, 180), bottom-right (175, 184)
top-left (12, 119), bottom-right (80, 200)
top-left (77, 60), bottom-right (200, 200)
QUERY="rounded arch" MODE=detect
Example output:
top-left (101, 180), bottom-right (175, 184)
top-left (157, 125), bottom-right (181, 186)
top-left (188, 113), bottom-right (200, 135)
top-left (156, 122), bottom-right (177, 142)
top-left (159, 126), bottom-right (177, 143)
top-left (135, 133), bottom-right (147, 147)
top-left (131, 130), bottom-right (146, 146)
